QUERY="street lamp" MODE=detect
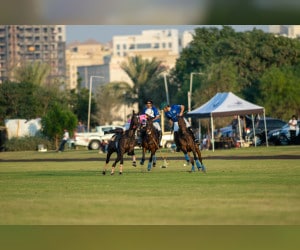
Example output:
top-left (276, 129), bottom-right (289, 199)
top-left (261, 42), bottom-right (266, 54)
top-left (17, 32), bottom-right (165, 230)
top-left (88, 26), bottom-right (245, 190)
top-left (188, 72), bottom-right (203, 124)
top-left (163, 73), bottom-right (170, 105)
top-left (87, 75), bottom-right (104, 132)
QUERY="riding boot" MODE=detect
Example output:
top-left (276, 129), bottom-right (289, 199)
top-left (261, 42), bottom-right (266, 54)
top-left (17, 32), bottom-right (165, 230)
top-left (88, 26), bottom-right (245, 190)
top-left (188, 127), bottom-right (199, 144)
top-left (174, 131), bottom-right (181, 152)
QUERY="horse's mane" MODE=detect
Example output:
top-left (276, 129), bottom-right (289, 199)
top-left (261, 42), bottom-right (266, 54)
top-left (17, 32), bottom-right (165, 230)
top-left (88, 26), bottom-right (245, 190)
top-left (178, 116), bottom-right (188, 133)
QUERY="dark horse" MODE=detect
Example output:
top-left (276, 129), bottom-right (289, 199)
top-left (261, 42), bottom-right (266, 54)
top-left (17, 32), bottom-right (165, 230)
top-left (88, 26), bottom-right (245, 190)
top-left (102, 110), bottom-right (139, 175)
top-left (140, 116), bottom-right (160, 171)
top-left (177, 116), bottom-right (206, 173)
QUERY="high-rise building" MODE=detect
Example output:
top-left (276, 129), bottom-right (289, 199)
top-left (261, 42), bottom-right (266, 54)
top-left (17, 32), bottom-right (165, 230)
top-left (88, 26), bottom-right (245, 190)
top-left (0, 25), bottom-right (66, 84)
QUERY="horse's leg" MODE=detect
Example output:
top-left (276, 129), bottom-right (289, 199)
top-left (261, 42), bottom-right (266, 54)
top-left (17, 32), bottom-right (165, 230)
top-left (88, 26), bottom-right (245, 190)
top-left (182, 149), bottom-right (194, 171)
top-left (183, 150), bottom-right (190, 165)
top-left (111, 151), bottom-right (121, 175)
top-left (103, 149), bottom-right (113, 175)
top-left (195, 146), bottom-right (206, 173)
top-left (132, 153), bottom-right (137, 167)
top-left (147, 152), bottom-right (153, 171)
top-left (140, 148), bottom-right (146, 165)
top-left (188, 152), bottom-right (196, 172)
top-left (118, 149), bottom-right (125, 175)
top-left (152, 154), bottom-right (156, 168)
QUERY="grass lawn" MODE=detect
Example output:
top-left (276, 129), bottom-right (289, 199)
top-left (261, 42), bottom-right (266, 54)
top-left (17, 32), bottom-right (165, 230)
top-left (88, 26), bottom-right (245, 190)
top-left (0, 146), bottom-right (299, 225)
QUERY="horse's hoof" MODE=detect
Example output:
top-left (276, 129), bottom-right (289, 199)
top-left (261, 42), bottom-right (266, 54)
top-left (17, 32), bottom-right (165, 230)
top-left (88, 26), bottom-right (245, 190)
top-left (102, 171), bottom-right (106, 175)
top-left (153, 163), bottom-right (156, 167)
top-left (140, 161), bottom-right (144, 165)
top-left (132, 161), bottom-right (137, 167)
top-left (110, 172), bottom-right (114, 175)
top-left (119, 172), bottom-right (122, 175)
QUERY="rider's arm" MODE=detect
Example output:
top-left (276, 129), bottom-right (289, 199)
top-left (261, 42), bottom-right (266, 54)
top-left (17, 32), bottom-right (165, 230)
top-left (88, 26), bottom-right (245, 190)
top-left (179, 105), bottom-right (185, 117)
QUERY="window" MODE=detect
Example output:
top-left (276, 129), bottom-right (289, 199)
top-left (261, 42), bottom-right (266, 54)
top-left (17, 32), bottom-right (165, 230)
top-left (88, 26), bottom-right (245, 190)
top-left (136, 43), bottom-right (151, 49)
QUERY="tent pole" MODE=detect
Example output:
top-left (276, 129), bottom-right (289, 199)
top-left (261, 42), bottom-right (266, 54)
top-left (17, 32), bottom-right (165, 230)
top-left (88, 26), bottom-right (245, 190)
top-left (263, 109), bottom-right (268, 147)
top-left (211, 116), bottom-right (215, 152)
top-left (237, 115), bottom-right (242, 146)
top-left (251, 114), bottom-right (256, 147)
top-left (198, 119), bottom-right (201, 143)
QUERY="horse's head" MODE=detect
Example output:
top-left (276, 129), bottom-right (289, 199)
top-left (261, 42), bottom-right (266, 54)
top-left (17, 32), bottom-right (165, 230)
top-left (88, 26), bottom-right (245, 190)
top-left (145, 117), bottom-right (156, 134)
top-left (129, 110), bottom-right (139, 130)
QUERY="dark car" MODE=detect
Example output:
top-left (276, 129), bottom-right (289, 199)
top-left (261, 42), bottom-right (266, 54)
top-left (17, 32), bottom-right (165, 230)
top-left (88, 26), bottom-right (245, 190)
top-left (268, 127), bottom-right (284, 145)
top-left (269, 120), bottom-right (300, 145)
top-left (248, 117), bottom-right (286, 146)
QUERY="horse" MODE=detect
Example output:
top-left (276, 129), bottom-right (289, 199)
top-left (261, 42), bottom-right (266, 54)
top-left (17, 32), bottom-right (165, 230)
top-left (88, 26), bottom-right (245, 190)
top-left (177, 116), bottom-right (206, 173)
top-left (102, 110), bottom-right (139, 175)
top-left (139, 116), bottom-right (160, 171)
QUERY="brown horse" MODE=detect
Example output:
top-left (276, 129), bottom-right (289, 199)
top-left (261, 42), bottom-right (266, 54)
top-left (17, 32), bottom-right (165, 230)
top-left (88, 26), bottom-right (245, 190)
top-left (140, 116), bottom-right (160, 171)
top-left (102, 110), bottom-right (139, 175)
top-left (177, 116), bottom-right (206, 172)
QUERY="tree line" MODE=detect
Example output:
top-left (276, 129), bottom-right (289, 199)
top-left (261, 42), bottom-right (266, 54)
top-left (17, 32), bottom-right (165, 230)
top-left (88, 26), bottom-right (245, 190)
top-left (1, 26), bottom-right (300, 142)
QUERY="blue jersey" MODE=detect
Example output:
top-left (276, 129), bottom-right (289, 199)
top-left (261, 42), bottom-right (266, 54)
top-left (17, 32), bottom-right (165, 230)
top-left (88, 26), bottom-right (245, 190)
top-left (142, 106), bottom-right (161, 123)
top-left (164, 104), bottom-right (181, 122)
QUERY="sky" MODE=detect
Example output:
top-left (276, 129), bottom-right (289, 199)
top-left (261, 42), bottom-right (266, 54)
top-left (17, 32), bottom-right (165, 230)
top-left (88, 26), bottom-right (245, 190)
top-left (66, 25), bottom-right (269, 44)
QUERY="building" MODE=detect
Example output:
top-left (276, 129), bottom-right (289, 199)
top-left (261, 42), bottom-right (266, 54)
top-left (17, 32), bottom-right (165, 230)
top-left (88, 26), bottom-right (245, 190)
top-left (65, 40), bottom-right (111, 89)
top-left (108, 29), bottom-right (181, 87)
top-left (0, 25), bottom-right (66, 84)
top-left (181, 30), bottom-right (195, 48)
top-left (67, 29), bottom-right (188, 124)
top-left (113, 29), bottom-right (179, 67)
top-left (269, 25), bottom-right (300, 38)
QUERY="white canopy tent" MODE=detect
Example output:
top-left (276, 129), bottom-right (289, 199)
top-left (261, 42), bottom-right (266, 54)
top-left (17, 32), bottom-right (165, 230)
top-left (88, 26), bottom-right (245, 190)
top-left (187, 92), bottom-right (267, 151)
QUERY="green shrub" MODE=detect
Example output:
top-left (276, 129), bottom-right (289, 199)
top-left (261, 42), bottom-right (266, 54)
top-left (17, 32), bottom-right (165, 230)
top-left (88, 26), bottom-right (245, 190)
top-left (4, 136), bottom-right (55, 151)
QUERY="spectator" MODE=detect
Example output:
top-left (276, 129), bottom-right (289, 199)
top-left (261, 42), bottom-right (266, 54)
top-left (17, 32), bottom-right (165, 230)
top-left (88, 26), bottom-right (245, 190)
top-left (288, 115), bottom-right (298, 144)
top-left (231, 115), bottom-right (238, 140)
top-left (58, 129), bottom-right (69, 152)
top-left (77, 121), bottom-right (86, 133)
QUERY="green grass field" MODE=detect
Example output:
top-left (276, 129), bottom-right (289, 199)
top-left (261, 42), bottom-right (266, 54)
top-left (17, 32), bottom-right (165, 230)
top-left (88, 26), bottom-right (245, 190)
top-left (0, 146), bottom-right (299, 225)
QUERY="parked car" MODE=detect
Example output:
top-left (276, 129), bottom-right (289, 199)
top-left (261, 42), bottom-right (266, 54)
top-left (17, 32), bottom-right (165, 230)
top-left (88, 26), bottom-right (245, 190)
top-left (268, 120), bottom-right (300, 145)
top-left (74, 125), bottom-right (125, 150)
top-left (218, 116), bottom-right (286, 146)
top-left (248, 117), bottom-right (286, 145)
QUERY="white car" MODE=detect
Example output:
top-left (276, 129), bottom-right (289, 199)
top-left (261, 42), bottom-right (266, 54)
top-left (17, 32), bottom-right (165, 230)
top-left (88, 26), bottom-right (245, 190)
top-left (74, 125), bottom-right (124, 150)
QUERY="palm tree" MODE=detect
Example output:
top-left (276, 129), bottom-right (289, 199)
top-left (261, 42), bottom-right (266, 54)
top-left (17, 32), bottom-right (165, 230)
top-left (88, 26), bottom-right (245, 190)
top-left (13, 61), bottom-right (50, 86)
top-left (120, 55), bottom-right (167, 111)
top-left (95, 81), bottom-right (132, 124)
